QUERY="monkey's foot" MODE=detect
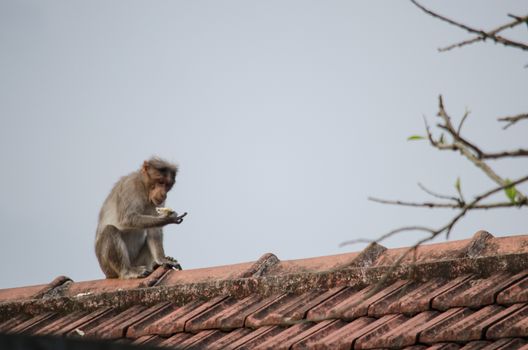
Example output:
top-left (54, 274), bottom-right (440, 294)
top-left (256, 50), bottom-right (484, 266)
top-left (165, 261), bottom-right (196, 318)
top-left (121, 266), bottom-right (152, 279)
top-left (159, 256), bottom-right (182, 270)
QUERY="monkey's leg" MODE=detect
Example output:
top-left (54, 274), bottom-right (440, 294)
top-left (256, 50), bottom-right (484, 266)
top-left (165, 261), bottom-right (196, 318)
top-left (135, 244), bottom-right (156, 272)
top-left (96, 225), bottom-right (151, 279)
top-left (145, 228), bottom-right (182, 270)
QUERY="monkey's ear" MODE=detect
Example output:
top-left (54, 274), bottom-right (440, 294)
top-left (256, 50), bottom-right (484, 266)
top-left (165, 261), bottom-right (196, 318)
top-left (141, 160), bottom-right (150, 174)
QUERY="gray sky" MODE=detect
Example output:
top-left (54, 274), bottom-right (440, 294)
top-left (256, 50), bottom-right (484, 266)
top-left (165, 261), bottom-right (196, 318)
top-left (1, 1), bottom-right (527, 289)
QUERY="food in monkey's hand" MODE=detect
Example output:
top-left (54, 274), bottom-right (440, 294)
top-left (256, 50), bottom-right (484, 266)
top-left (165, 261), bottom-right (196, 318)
top-left (156, 207), bottom-right (175, 217)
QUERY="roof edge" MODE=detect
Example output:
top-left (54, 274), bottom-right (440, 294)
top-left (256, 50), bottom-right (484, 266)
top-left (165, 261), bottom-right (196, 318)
top-left (1, 250), bottom-right (527, 321)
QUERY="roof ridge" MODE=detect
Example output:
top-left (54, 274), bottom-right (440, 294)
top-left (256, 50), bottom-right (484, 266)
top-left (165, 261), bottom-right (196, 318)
top-left (1, 231), bottom-right (528, 321)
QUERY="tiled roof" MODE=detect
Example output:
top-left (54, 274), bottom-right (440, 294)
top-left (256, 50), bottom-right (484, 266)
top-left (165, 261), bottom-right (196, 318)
top-left (1, 230), bottom-right (528, 349)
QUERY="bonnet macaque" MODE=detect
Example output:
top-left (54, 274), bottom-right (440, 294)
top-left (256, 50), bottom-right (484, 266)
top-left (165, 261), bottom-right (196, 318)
top-left (95, 157), bottom-right (187, 279)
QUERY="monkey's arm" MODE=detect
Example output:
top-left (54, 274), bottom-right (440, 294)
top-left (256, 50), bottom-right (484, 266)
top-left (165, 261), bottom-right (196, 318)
top-left (122, 212), bottom-right (186, 229)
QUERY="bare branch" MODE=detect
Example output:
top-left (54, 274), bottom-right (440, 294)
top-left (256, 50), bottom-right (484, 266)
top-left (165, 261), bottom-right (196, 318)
top-left (481, 149), bottom-right (528, 159)
top-left (359, 175), bottom-right (528, 249)
top-left (340, 226), bottom-right (435, 247)
top-left (377, 226), bottom-right (436, 239)
top-left (429, 103), bottom-right (528, 159)
top-left (368, 197), bottom-right (521, 210)
top-left (498, 113), bottom-right (528, 130)
top-left (338, 238), bottom-right (373, 247)
top-left (429, 96), bottom-right (527, 201)
top-left (410, 0), bottom-right (528, 52)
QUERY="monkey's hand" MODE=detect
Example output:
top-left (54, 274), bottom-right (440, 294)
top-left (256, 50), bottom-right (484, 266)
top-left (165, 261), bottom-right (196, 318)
top-left (169, 212), bottom-right (187, 224)
top-left (157, 256), bottom-right (182, 270)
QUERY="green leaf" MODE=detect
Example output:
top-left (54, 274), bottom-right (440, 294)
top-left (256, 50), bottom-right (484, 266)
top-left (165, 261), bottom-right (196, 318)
top-left (439, 133), bottom-right (445, 144)
top-left (504, 179), bottom-right (518, 204)
top-left (407, 135), bottom-right (425, 141)
top-left (455, 177), bottom-right (461, 193)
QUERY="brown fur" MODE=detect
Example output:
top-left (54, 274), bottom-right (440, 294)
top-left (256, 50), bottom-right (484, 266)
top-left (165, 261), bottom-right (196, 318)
top-left (95, 157), bottom-right (186, 279)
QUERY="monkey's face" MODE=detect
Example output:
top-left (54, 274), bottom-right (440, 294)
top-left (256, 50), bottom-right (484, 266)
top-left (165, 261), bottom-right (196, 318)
top-left (144, 167), bottom-right (176, 206)
top-left (149, 182), bottom-right (169, 206)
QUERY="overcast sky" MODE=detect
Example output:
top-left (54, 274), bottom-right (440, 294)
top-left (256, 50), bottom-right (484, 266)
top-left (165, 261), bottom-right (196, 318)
top-left (1, 1), bottom-right (527, 289)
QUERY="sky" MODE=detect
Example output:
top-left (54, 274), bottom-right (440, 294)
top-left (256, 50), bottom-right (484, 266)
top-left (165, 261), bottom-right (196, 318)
top-left (0, 1), bottom-right (527, 289)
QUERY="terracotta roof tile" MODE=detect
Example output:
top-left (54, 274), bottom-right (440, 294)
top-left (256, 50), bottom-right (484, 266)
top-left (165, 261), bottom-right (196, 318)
top-left (384, 275), bottom-right (473, 315)
top-left (129, 334), bottom-right (160, 346)
top-left (427, 344), bottom-right (461, 350)
top-left (131, 296), bottom-right (227, 337)
top-left (64, 307), bottom-right (115, 337)
top-left (311, 316), bottom-right (377, 350)
top-left (252, 322), bottom-right (315, 350)
top-left (431, 271), bottom-right (527, 310)
top-left (0, 285), bottom-right (49, 303)
top-left (5, 312), bottom-right (56, 334)
top-left (2, 231), bottom-right (528, 349)
top-left (225, 325), bottom-right (283, 350)
top-left (481, 338), bottom-right (527, 349)
top-left (191, 294), bottom-right (279, 331)
top-left (158, 261), bottom-right (257, 287)
top-left (355, 314), bottom-right (409, 349)
top-left (0, 314), bottom-right (30, 333)
top-left (364, 310), bottom-right (440, 348)
top-left (87, 305), bottom-right (148, 339)
top-left (419, 307), bottom-right (472, 344)
top-left (157, 331), bottom-right (193, 347)
top-left (426, 305), bottom-right (505, 342)
top-left (459, 341), bottom-right (491, 349)
top-left (174, 329), bottom-right (227, 349)
top-left (486, 303), bottom-right (528, 339)
top-left (245, 288), bottom-right (343, 327)
top-left (205, 328), bottom-right (252, 350)
top-left (32, 310), bottom-right (90, 336)
top-left (496, 275), bottom-right (528, 305)
top-left (305, 280), bottom-right (410, 322)
top-left (286, 319), bottom-right (340, 349)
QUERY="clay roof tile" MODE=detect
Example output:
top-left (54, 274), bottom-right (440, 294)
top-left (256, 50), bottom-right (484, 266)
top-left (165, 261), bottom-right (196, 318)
top-left (2, 231), bottom-right (528, 349)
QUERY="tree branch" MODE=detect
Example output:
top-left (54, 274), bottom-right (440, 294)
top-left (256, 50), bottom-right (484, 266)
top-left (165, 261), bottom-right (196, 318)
top-left (498, 113), bottom-right (528, 130)
top-left (368, 197), bottom-right (522, 210)
top-left (426, 96), bottom-right (528, 201)
top-left (410, 0), bottom-right (528, 52)
top-left (350, 175), bottom-right (528, 249)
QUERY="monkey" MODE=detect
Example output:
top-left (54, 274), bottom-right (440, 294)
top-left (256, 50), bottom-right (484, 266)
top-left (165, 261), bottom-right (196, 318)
top-left (95, 157), bottom-right (187, 279)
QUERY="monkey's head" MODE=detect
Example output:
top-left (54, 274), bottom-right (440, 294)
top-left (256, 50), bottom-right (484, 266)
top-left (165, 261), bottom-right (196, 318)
top-left (141, 158), bottom-right (178, 206)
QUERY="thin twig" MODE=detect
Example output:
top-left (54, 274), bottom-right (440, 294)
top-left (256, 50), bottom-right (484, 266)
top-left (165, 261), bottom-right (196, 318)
top-left (498, 113), bottom-right (528, 130)
top-left (418, 182), bottom-right (459, 202)
top-left (368, 197), bottom-right (521, 210)
top-left (457, 108), bottom-right (470, 135)
top-left (339, 226), bottom-right (434, 247)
